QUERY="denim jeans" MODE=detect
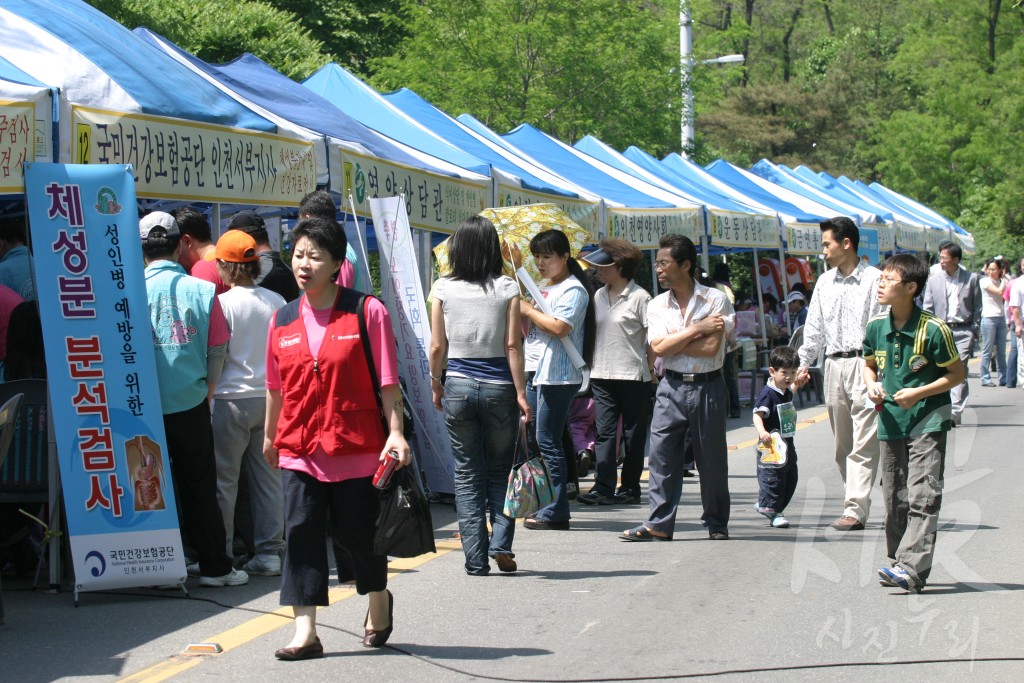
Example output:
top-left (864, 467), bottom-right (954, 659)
top-left (757, 443), bottom-right (798, 513)
top-left (980, 316), bottom-right (1007, 384)
top-left (1006, 327), bottom-right (1018, 387)
top-left (525, 374), bottom-right (581, 523)
top-left (442, 377), bottom-right (519, 575)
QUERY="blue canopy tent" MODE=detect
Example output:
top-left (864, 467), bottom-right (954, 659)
top-left (833, 176), bottom-right (943, 253)
top-left (862, 180), bottom-right (973, 254)
top-left (460, 119), bottom-right (704, 249)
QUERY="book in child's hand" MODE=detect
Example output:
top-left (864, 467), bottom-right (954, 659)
top-left (756, 431), bottom-right (788, 468)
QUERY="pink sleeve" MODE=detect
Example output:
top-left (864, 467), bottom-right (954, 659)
top-left (364, 297), bottom-right (399, 387)
top-left (335, 259), bottom-right (355, 288)
top-left (208, 296), bottom-right (230, 346)
top-left (265, 312), bottom-right (281, 390)
top-left (191, 259), bottom-right (228, 295)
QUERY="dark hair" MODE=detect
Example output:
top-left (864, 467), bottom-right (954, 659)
top-left (529, 229), bottom-right (596, 365)
top-left (984, 257), bottom-right (1003, 272)
top-left (299, 190), bottom-right (337, 220)
top-left (598, 237), bottom-right (643, 280)
top-left (292, 216), bottom-right (347, 264)
top-left (938, 241), bottom-right (962, 262)
top-left (658, 233), bottom-right (712, 284)
top-left (170, 206), bottom-right (212, 242)
top-left (882, 253), bottom-right (928, 297)
top-left (762, 292), bottom-right (778, 312)
top-left (0, 214), bottom-right (27, 244)
top-left (141, 232), bottom-right (181, 261)
top-left (218, 259), bottom-right (261, 284)
top-left (769, 345), bottom-right (800, 371)
top-left (819, 216), bottom-right (859, 251)
top-left (449, 216), bottom-right (503, 287)
top-left (711, 262), bottom-right (730, 282)
top-left (4, 301), bottom-right (46, 380)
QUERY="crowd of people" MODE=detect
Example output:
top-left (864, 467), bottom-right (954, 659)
top-left (0, 198), bottom-right (1017, 655)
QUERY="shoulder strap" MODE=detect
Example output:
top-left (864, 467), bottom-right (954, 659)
top-left (358, 294), bottom-right (390, 435)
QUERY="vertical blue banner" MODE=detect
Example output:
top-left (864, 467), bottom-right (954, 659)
top-left (24, 163), bottom-right (186, 591)
top-left (858, 227), bottom-right (880, 266)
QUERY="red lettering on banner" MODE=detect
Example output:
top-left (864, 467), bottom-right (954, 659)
top-left (66, 336), bottom-right (103, 378)
top-left (71, 382), bottom-right (109, 424)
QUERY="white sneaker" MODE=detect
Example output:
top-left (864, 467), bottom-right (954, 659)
top-left (243, 554), bottom-right (282, 576)
top-left (186, 561), bottom-right (200, 577)
top-left (199, 568), bottom-right (249, 587)
top-left (771, 514), bottom-right (790, 528)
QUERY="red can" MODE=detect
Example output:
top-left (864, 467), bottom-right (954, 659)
top-left (372, 450), bottom-right (400, 489)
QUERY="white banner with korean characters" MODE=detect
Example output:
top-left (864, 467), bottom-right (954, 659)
top-left (609, 207), bottom-right (703, 249)
top-left (345, 151), bottom-right (490, 235)
top-left (71, 105), bottom-right (316, 206)
top-left (710, 211), bottom-right (781, 250)
top-left (785, 222), bottom-right (822, 255)
top-left (369, 195), bottom-right (455, 494)
top-left (495, 181), bottom-right (602, 242)
top-left (23, 162), bottom-right (187, 592)
top-left (1, 92), bottom-right (52, 194)
top-left (867, 222), bottom-right (895, 253)
top-left (895, 221), bottom-right (927, 252)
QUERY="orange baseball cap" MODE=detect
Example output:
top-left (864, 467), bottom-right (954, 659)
top-left (215, 229), bottom-right (259, 263)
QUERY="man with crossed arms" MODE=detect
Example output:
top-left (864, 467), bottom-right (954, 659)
top-left (797, 217), bottom-right (883, 531)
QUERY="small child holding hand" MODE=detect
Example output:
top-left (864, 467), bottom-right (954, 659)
top-left (752, 346), bottom-right (801, 528)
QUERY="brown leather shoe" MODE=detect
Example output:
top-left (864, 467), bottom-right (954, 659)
top-left (831, 515), bottom-right (864, 531)
top-left (362, 589), bottom-right (393, 648)
top-left (274, 637), bottom-right (324, 660)
top-left (495, 555), bottom-right (518, 573)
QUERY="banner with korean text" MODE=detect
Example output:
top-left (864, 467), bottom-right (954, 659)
top-left (369, 196), bottom-right (455, 494)
top-left (344, 152), bottom-right (490, 234)
top-left (609, 207), bottom-right (703, 249)
top-left (710, 211), bottom-right (781, 250)
top-left (785, 222), bottom-right (822, 256)
top-left (72, 105), bottom-right (316, 206)
top-left (495, 182), bottom-right (602, 241)
top-left (1, 94), bottom-right (52, 194)
top-left (24, 162), bottom-right (186, 592)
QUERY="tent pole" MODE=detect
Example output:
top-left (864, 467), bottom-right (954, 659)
top-left (753, 247), bottom-right (767, 343)
top-left (778, 218), bottom-right (790, 333)
top-left (346, 193), bottom-right (372, 289)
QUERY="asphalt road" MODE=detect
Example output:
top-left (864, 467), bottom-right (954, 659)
top-left (2, 370), bottom-right (1022, 682)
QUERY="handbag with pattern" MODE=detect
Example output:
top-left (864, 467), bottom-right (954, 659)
top-left (503, 417), bottom-right (554, 518)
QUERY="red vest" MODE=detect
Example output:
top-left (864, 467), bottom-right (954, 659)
top-left (271, 289), bottom-right (386, 458)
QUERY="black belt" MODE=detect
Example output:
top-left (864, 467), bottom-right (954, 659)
top-left (663, 368), bottom-right (723, 383)
top-left (828, 350), bottom-right (862, 359)
top-left (947, 322), bottom-right (971, 329)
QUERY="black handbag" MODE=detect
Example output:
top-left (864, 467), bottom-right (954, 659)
top-left (373, 464), bottom-right (436, 558)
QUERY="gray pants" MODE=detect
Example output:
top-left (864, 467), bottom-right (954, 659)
top-left (212, 396), bottom-right (284, 558)
top-left (880, 431), bottom-right (946, 586)
top-left (948, 327), bottom-right (973, 420)
top-left (645, 374), bottom-right (730, 536)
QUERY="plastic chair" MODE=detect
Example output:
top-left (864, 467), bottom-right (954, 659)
top-left (0, 380), bottom-right (59, 596)
top-left (0, 391), bottom-right (25, 625)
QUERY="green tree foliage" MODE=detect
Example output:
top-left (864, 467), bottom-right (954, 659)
top-left (88, 0), bottom-right (327, 79)
top-left (370, 0), bottom-right (682, 156)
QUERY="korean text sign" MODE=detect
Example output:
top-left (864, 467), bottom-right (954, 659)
top-left (24, 162), bottom-right (186, 591)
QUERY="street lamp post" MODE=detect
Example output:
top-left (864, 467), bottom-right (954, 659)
top-left (679, 2), bottom-right (744, 155)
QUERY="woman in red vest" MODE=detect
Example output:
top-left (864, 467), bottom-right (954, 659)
top-left (264, 216), bottom-right (410, 660)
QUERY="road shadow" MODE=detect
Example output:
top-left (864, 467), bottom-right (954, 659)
top-left (518, 569), bottom-right (658, 580)
top-left (896, 582), bottom-right (1024, 595)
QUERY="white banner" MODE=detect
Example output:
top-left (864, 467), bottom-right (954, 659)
top-left (785, 222), bottom-right (822, 255)
top-left (609, 207), bottom-right (703, 249)
top-left (369, 196), bottom-right (454, 494)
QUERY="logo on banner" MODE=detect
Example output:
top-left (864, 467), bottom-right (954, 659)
top-left (84, 550), bottom-right (106, 577)
top-left (94, 187), bottom-right (123, 215)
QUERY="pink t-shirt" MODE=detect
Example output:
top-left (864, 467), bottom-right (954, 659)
top-left (0, 284), bottom-right (24, 360)
top-left (191, 255), bottom-right (229, 296)
top-left (335, 259), bottom-right (355, 288)
top-left (266, 292), bottom-right (399, 482)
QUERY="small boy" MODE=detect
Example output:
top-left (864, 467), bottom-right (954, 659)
top-left (863, 254), bottom-right (964, 593)
top-left (752, 345), bottom-right (801, 528)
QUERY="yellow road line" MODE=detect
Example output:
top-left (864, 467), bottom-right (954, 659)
top-left (118, 540), bottom-right (460, 683)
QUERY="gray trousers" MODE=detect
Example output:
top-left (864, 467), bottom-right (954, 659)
top-left (948, 327), bottom-right (973, 420)
top-left (880, 430), bottom-right (946, 586)
top-left (645, 374), bottom-right (730, 536)
top-left (212, 396), bottom-right (284, 557)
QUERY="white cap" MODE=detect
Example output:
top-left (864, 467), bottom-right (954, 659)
top-left (786, 291), bottom-right (806, 303)
top-left (139, 212), bottom-right (180, 241)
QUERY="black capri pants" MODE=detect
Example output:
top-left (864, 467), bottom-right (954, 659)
top-left (280, 469), bottom-right (387, 605)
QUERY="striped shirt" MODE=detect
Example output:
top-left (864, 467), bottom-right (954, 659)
top-left (647, 283), bottom-right (735, 374)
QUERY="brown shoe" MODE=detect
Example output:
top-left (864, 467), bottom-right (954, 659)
top-left (495, 555), bottom-right (518, 573)
top-left (831, 515), bottom-right (864, 531)
top-left (275, 637), bottom-right (324, 661)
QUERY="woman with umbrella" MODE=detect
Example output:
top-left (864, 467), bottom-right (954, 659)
top-left (510, 229), bottom-right (595, 530)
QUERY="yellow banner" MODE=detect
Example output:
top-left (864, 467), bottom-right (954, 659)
top-left (608, 207), bottom-right (703, 249)
top-left (495, 182), bottom-right (601, 241)
top-left (71, 106), bottom-right (316, 206)
top-left (710, 211), bottom-right (780, 249)
top-left (0, 100), bottom-right (36, 194)
top-left (785, 222), bottom-right (822, 255)
top-left (342, 151), bottom-right (489, 234)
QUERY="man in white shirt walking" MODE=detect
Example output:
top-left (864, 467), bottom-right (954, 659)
top-left (797, 217), bottom-right (883, 531)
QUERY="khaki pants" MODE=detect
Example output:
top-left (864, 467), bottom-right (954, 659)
top-left (881, 431), bottom-right (946, 586)
top-left (823, 356), bottom-right (880, 522)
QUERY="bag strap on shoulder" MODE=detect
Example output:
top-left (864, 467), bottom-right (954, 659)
top-left (357, 294), bottom-right (389, 436)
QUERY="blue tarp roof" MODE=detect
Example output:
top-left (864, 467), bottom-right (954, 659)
top-left (302, 65), bottom-right (492, 177)
top-left (786, 165), bottom-right (900, 224)
top-left (866, 181), bottom-right (966, 235)
top-left (475, 121), bottom-right (678, 208)
top-left (701, 159), bottom-right (830, 224)
top-left (749, 159), bottom-right (885, 225)
top-left (0, 0), bottom-right (275, 131)
top-left (133, 32), bottom-right (435, 172)
top-left (0, 54), bottom-right (47, 88)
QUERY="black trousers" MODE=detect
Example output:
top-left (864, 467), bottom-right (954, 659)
top-left (164, 400), bottom-right (232, 577)
top-left (280, 470), bottom-right (387, 606)
top-left (590, 379), bottom-right (652, 495)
